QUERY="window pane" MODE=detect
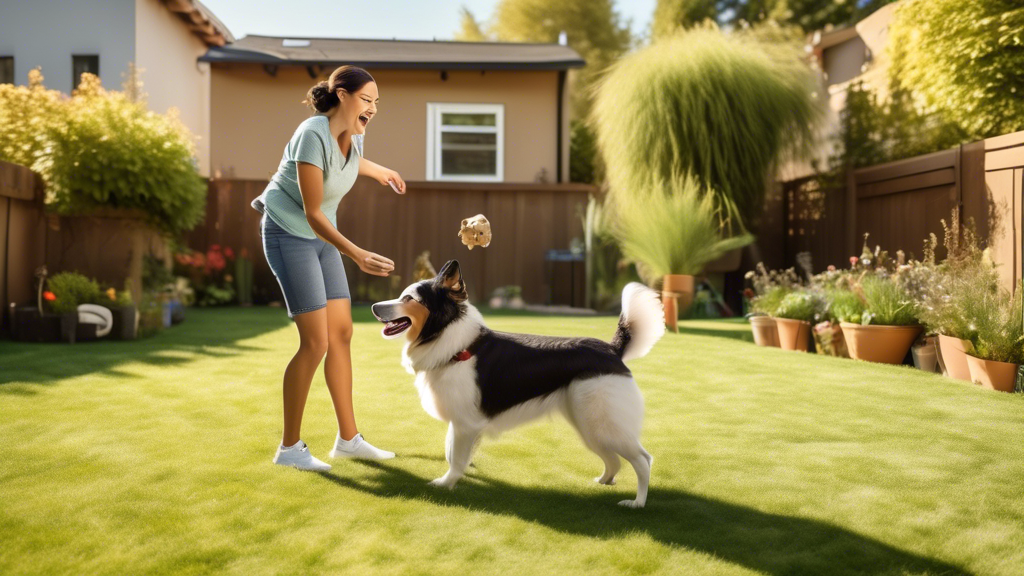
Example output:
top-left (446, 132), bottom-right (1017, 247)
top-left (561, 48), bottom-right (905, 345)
top-left (0, 57), bottom-right (12, 84)
top-left (72, 55), bottom-right (98, 88)
top-left (441, 113), bottom-right (495, 127)
top-left (441, 131), bottom-right (496, 149)
top-left (442, 149), bottom-right (497, 176)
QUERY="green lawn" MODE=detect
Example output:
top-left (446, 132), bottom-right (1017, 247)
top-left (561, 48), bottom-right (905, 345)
top-left (2, 308), bottom-right (1022, 575)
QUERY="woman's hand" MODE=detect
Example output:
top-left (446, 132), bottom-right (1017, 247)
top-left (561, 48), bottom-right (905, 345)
top-left (360, 158), bottom-right (406, 194)
top-left (378, 167), bottom-right (406, 194)
top-left (352, 248), bottom-right (395, 277)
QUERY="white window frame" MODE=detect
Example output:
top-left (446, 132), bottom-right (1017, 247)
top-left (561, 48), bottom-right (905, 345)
top-left (426, 103), bottom-right (504, 182)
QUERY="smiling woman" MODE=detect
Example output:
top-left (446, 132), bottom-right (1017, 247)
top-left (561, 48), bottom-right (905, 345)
top-left (248, 64), bottom-right (410, 471)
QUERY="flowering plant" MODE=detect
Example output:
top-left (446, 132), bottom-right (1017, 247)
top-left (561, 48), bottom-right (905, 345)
top-left (174, 244), bottom-right (237, 306)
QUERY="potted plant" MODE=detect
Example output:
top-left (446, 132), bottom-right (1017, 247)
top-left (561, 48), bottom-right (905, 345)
top-left (917, 213), bottom-right (998, 381)
top-left (743, 263), bottom-right (798, 347)
top-left (840, 274), bottom-right (922, 364)
top-left (818, 286), bottom-right (863, 358)
top-left (98, 282), bottom-right (138, 340)
top-left (614, 176), bottom-right (752, 332)
top-left (963, 282), bottom-right (1023, 392)
top-left (772, 290), bottom-right (824, 352)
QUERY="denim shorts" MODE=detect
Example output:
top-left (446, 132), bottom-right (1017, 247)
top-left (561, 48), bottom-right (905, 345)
top-left (261, 215), bottom-right (350, 317)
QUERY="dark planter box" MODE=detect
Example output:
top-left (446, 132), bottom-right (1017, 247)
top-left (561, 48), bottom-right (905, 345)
top-left (107, 306), bottom-right (138, 340)
top-left (170, 300), bottom-right (185, 325)
top-left (75, 321), bottom-right (99, 342)
top-left (12, 307), bottom-right (77, 343)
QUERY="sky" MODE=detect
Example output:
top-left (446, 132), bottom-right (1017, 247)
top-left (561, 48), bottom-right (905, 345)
top-left (201, 0), bottom-right (658, 42)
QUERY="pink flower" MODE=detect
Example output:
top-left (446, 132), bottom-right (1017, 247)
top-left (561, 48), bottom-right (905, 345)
top-left (827, 265), bottom-right (836, 272)
top-left (224, 247), bottom-right (234, 259)
top-left (849, 256), bottom-right (858, 267)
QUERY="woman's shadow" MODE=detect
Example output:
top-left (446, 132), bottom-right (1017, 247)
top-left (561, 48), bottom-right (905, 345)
top-left (318, 461), bottom-right (970, 576)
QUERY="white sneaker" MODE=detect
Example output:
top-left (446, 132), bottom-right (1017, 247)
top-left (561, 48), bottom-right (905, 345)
top-left (328, 433), bottom-right (395, 460)
top-left (273, 440), bottom-right (332, 471)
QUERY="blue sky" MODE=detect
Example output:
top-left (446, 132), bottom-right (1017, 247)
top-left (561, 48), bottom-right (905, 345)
top-left (201, 0), bottom-right (658, 42)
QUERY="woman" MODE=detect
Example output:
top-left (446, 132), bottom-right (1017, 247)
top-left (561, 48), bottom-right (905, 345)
top-left (252, 65), bottom-right (406, 471)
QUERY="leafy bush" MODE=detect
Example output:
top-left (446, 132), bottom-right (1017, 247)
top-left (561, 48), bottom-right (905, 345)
top-left (970, 282), bottom-right (1024, 365)
top-left (857, 275), bottom-right (920, 326)
top-left (774, 291), bottom-right (824, 323)
top-left (0, 69), bottom-right (62, 169)
top-left (613, 175), bottom-right (753, 279)
top-left (0, 70), bottom-right (205, 235)
top-left (46, 272), bottom-right (102, 315)
top-left (753, 285), bottom-right (792, 316)
top-left (592, 25), bottom-right (820, 225)
top-left (889, 0), bottom-right (1024, 140)
top-left (582, 195), bottom-right (639, 310)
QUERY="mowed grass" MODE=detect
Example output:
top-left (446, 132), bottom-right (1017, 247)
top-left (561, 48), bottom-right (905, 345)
top-left (1, 308), bottom-right (1023, 576)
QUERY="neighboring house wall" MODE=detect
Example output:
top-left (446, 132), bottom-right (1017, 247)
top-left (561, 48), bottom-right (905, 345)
top-left (0, 0), bottom-right (135, 94)
top-left (210, 66), bottom-right (561, 183)
top-left (135, 0), bottom-right (212, 176)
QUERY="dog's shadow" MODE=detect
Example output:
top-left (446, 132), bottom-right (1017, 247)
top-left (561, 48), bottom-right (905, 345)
top-left (318, 463), bottom-right (971, 576)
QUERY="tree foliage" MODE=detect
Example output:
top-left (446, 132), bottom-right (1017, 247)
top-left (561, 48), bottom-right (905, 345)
top-left (718, 0), bottom-right (897, 34)
top-left (453, 7), bottom-right (488, 42)
top-left (651, 0), bottom-right (718, 41)
top-left (888, 0), bottom-right (1024, 140)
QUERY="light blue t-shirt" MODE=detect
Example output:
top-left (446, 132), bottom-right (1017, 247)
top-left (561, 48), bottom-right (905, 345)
top-left (252, 115), bottom-right (362, 239)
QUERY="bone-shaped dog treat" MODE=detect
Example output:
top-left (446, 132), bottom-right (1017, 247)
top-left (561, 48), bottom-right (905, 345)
top-left (458, 214), bottom-right (492, 250)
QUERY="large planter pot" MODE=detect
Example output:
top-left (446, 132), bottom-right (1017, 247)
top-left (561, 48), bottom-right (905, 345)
top-left (937, 335), bottom-right (973, 381)
top-left (662, 274), bottom-right (694, 333)
top-left (965, 355), bottom-right (1018, 393)
top-left (912, 336), bottom-right (939, 373)
top-left (774, 317), bottom-right (811, 352)
top-left (108, 306), bottom-right (139, 340)
top-left (840, 323), bottom-right (922, 364)
top-left (748, 315), bottom-right (780, 347)
top-left (11, 307), bottom-right (76, 343)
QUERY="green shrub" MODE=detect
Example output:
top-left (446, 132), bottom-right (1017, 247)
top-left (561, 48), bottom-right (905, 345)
top-left (970, 282), bottom-right (1024, 365)
top-left (0, 69), bottom-right (62, 169)
top-left (613, 175), bottom-right (752, 279)
top-left (858, 275), bottom-right (919, 326)
top-left (592, 25), bottom-right (820, 225)
top-left (828, 289), bottom-right (865, 324)
top-left (47, 272), bottom-right (102, 315)
top-left (774, 291), bottom-right (824, 323)
top-left (40, 74), bottom-right (205, 235)
top-left (752, 285), bottom-right (791, 316)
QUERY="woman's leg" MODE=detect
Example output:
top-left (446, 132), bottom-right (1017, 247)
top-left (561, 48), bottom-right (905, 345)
top-left (323, 298), bottom-right (358, 440)
top-left (281, 308), bottom-right (329, 447)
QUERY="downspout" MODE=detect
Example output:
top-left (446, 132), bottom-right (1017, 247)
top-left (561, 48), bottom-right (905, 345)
top-left (556, 69), bottom-right (566, 183)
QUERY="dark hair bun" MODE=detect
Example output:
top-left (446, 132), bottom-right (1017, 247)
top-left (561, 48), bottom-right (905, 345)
top-left (304, 81), bottom-right (339, 112)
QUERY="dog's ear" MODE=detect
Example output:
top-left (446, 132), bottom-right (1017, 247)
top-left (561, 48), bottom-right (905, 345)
top-left (438, 260), bottom-right (467, 301)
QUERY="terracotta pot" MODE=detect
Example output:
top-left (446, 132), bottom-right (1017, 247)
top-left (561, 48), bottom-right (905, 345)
top-left (840, 323), bottom-right (922, 364)
top-left (662, 274), bottom-right (694, 333)
top-left (813, 321), bottom-right (849, 357)
top-left (774, 317), bottom-right (811, 352)
top-left (938, 335), bottom-right (973, 381)
top-left (965, 355), bottom-right (1019, 393)
top-left (749, 315), bottom-right (780, 347)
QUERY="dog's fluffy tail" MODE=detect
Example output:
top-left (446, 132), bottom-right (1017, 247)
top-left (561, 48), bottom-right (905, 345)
top-left (612, 282), bottom-right (665, 362)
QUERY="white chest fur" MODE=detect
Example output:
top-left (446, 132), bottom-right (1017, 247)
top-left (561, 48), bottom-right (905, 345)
top-left (413, 362), bottom-right (485, 428)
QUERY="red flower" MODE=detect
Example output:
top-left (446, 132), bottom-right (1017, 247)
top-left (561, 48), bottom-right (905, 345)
top-left (240, 247), bottom-right (249, 259)
top-left (849, 256), bottom-right (859, 267)
top-left (192, 252), bottom-right (206, 268)
top-left (43, 291), bottom-right (56, 301)
top-left (209, 244), bottom-right (221, 252)
top-left (224, 247), bottom-right (235, 259)
top-left (743, 288), bottom-right (755, 299)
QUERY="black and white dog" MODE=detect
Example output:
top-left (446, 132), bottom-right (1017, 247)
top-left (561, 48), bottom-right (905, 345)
top-left (371, 260), bottom-right (664, 508)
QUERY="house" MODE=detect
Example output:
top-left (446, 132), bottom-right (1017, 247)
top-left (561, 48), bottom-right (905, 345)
top-left (0, 0), bottom-right (233, 177)
top-left (200, 35), bottom-right (584, 184)
top-left (780, 1), bottom-right (899, 181)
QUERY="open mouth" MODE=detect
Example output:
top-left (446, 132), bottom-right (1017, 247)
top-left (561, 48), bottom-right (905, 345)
top-left (358, 114), bottom-right (369, 127)
top-left (382, 317), bottom-right (411, 339)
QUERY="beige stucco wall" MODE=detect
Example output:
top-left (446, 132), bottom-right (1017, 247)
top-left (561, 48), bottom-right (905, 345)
top-left (135, 0), bottom-right (211, 176)
top-left (210, 66), bottom-right (561, 182)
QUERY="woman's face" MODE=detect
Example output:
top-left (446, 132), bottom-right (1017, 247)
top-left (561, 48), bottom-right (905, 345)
top-left (336, 81), bottom-right (378, 135)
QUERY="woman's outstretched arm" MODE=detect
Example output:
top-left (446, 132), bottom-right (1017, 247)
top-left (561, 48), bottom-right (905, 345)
top-left (297, 161), bottom-right (394, 277)
top-left (358, 157), bottom-right (406, 193)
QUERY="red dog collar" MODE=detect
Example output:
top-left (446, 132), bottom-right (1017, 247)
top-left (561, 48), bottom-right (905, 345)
top-left (452, 350), bottom-right (473, 362)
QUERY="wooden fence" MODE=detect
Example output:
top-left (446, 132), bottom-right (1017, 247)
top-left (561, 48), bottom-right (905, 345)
top-left (776, 131), bottom-right (1024, 291)
top-left (188, 178), bottom-right (596, 305)
top-left (0, 161), bottom-right (170, 335)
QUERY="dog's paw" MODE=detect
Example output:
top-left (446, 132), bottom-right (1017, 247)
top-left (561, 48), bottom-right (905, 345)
top-left (429, 477), bottom-right (457, 490)
top-left (618, 499), bottom-right (645, 509)
top-left (594, 476), bottom-right (616, 485)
